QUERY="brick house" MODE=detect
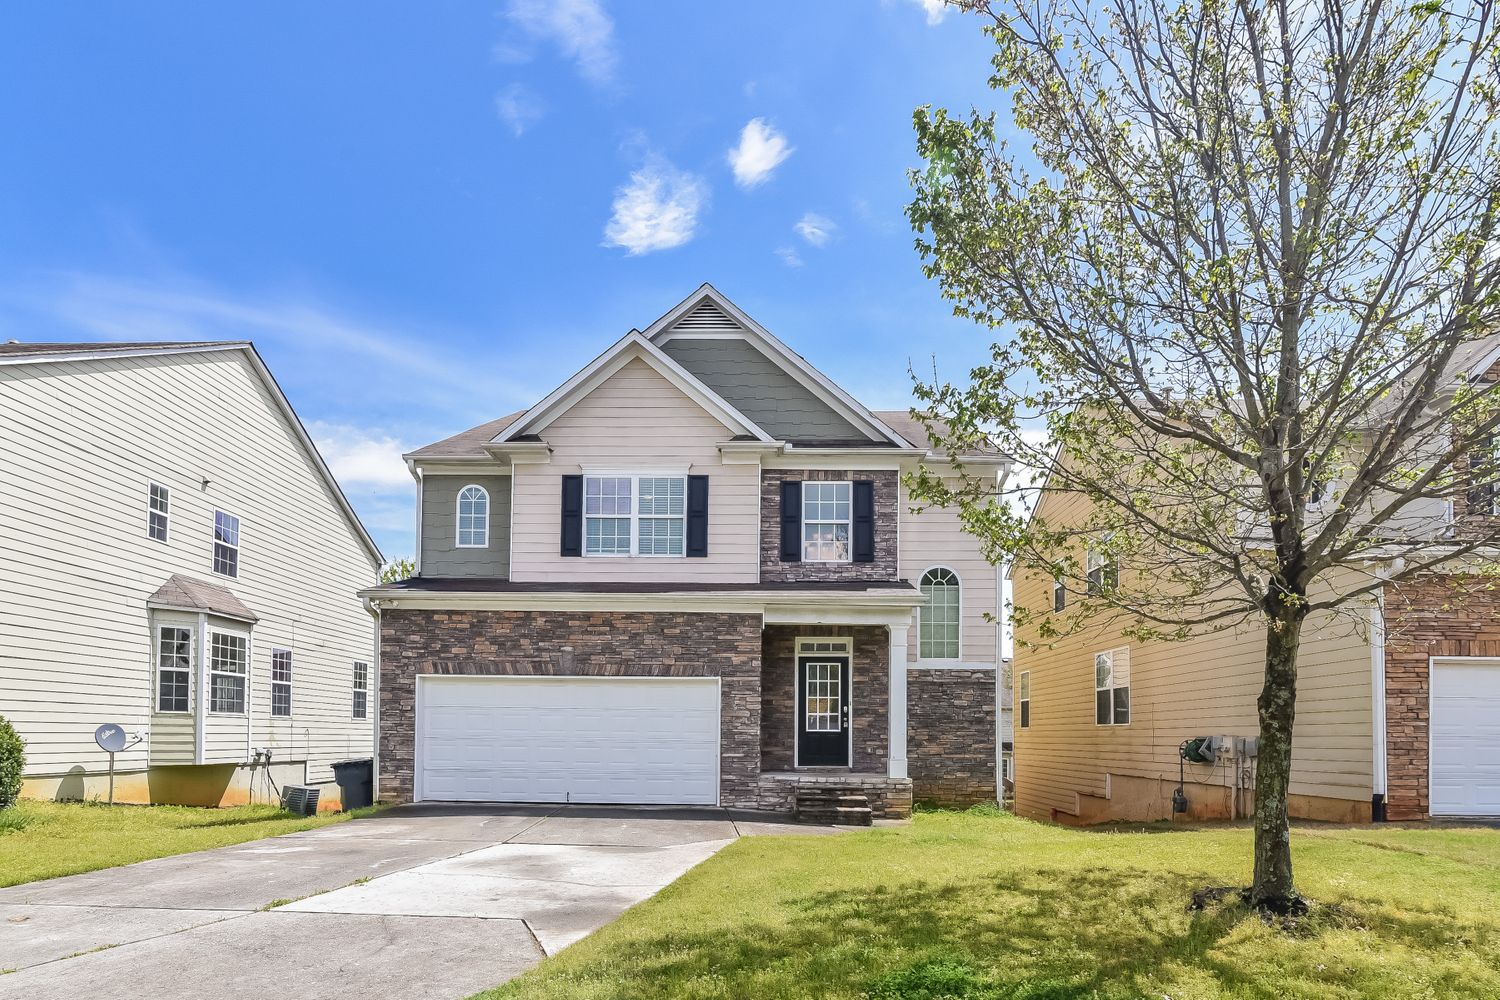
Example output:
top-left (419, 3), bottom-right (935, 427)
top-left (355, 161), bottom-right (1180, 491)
top-left (1009, 340), bottom-right (1500, 825)
top-left (362, 285), bottom-right (1009, 820)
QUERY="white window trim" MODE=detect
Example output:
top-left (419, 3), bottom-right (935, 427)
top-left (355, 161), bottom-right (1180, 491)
top-left (455, 484), bottom-right (490, 548)
top-left (1052, 576), bottom-right (1066, 612)
top-left (207, 630), bottom-right (249, 716)
top-left (353, 661), bottom-right (370, 720)
top-left (148, 481), bottom-right (170, 543)
top-left (1018, 670), bottom-right (1030, 730)
top-left (801, 480), bottom-right (853, 564)
top-left (155, 624), bottom-right (193, 715)
top-left (1094, 647), bottom-right (1131, 727)
top-left (1086, 538), bottom-right (1117, 595)
top-left (917, 566), bottom-right (962, 662)
top-left (582, 472), bottom-right (689, 558)
top-left (212, 510), bottom-right (241, 579)
top-left (270, 648), bottom-right (293, 718)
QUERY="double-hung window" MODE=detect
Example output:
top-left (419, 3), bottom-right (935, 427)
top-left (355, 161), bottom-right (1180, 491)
top-left (352, 661), bottom-right (369, 719)
top-left (156, 626), bottom-right (192, 713)
top-left (209, 632), bottom-right (247, 714)
top-left (271, 649), bottom-right (293, 717)
top-left (148, 483), bottom-right (170, 542)
top-left (456, 485), bottom-right (489, 547)
top-left (1086, 540), bottom-right (1116, 595)
top-left (1095, 647), bottom-right (1131, 726)
top-left (213, 511), bottom-right (240, 578)
top-left (919, 568), bottom-right (960, 659)
top-left (583, 475), bottom-right (686, 556)
top-left (1018, 671), bottom-right (1030, 729)
top-left (1052, 576), bottom-right (1066, 612)
top-left (802, 481), bottom-right (852, 562)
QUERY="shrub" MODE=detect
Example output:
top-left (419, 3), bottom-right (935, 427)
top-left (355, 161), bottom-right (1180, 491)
top-left (0, 715), bottom-right (25, 809)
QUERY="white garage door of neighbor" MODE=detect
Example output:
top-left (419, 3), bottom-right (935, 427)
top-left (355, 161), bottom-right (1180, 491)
top-left (1430, 658), bottom-right (1500, 817)
top-left (417, 676), bottom-right (720, 805)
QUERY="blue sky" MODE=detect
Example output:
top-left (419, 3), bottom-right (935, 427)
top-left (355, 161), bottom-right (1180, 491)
top-left (0, 1), bottom-right (1007, 560)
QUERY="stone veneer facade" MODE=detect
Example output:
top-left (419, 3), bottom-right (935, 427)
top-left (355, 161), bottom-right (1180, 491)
top-left (760, 469), bottom-right (900, 582)
top-left (378, 609), bottom-right (763, 806)
top-left (761, 624), bottom-right (891, 773)
top-left (907, 667), bottom-right (998, 806)
top-left (1382, 574), bottom-right (1500, 820)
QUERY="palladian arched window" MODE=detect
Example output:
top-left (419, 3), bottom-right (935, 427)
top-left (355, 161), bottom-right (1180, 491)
top-left (919, 567), bottom-right (960, 659)
top-left (456, 485), bottom-right (489, 548)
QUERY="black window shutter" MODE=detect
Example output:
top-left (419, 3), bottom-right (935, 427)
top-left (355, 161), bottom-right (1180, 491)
top-left (686, 475), bottom-right (709, 557)
top-left (560, 475), bottom-right (583, 556)
top-left (779, 480), bottom-right (802, 562)
top-left (853, 480), bottom-right (875, 563)
top-left (1469, 436), bottom-right (1496, 516)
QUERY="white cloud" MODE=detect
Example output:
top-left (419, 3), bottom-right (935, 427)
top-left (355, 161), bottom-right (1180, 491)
top-left (775, 246), bottom-right (804, 268)
top-left (504, 0), bottom-right (618, 86)
top-left (912, 0), bottom-right (948, 25)
top-left (794, 212), bottom-right (837, 247)
top-left (308, 421), bottom-right (414, 489)
top-left (727, 118), bottom-right (793, 189)
top-left (603, 157), bottom-right (708, 255)
top-left (494, 83), bottom-right (546, 137)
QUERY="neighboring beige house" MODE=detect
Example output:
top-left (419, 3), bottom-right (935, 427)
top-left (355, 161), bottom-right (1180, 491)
top-left (1010, 342), bottom-right (1500, 825)
top-left (363, 285), bottom-right (1009, 821)
top-left (0, 341), bottom-right (383, 808)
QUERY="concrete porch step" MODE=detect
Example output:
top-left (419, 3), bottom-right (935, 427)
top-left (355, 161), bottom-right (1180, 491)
top-left (795, 805), bottom-right (874, 826)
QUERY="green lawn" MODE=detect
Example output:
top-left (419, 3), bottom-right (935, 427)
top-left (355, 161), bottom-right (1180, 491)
top-left (481, 809), bottom-right (1500, 1000)
top-left (0, 799), bottom-right (380, 887)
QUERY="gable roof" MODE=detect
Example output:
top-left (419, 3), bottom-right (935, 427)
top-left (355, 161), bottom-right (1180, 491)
top-left (493, 329), bottom-right (774, 444)
top-left (643, 285), bottom-right (915, 448)
top-left (0, 340), bottom-right (383, 569)
top-left (873, 410), bottom-right (1008, 463)
top-left (147, 574), bottom-right (259, 623)
top-left (406, 411), bottom-right (527, 460)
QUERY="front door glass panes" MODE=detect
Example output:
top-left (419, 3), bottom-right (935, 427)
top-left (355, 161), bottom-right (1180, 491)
top-left (804, 661), bottom-right (841, 732)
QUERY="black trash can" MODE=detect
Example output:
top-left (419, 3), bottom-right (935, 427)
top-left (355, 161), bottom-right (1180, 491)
top-left (330, 757), bottom-right (374, 811)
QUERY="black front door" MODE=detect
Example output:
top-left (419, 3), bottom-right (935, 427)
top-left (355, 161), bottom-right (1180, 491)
top-left (797, 655), bottom-right (850, 766)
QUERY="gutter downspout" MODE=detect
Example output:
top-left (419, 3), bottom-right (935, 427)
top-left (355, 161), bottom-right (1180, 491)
top-left (363, 596), bottom-right (382, 802)
top-left (1370, 591), bottom-right (1388, 822)
top-left (194, 612), bottom-right (208, 765)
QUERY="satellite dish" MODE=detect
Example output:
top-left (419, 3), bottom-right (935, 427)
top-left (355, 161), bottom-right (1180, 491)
top-left (94, 724), bottom-right (128, 753)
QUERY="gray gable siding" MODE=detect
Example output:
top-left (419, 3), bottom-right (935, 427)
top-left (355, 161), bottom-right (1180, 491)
top-left (659, 337), bottom-right (872, 443)
top-left (420, 475), bottom-right (511, 578)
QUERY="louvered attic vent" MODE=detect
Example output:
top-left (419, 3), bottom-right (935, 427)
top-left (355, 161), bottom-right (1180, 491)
top-left (672, 300), bottom-right (742, 336)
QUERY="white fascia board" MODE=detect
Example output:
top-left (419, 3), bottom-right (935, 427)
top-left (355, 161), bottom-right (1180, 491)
top-left (410, 458), bottom-right (513, 476)
top-left (642, 285), bottom-right (915, 449)
top-left (493, 331), bottom-right (773, 444)
top-left (358, 588), bottom-right (925, 615)
top-left (0, 342), bottom-right (252, 367)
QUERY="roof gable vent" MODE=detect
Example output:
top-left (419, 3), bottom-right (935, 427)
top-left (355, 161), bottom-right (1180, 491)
top-left (671, 299), bottom-right (742, 337)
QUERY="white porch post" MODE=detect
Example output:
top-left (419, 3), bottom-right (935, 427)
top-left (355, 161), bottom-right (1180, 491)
top-left (888, 623), bottom-right (909, 779)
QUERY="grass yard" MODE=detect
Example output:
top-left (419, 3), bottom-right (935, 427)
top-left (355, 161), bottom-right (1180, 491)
top-left (0, 799), bottom-right (380, 887)
top-left (481, 808), bottom-right (1500, 1000)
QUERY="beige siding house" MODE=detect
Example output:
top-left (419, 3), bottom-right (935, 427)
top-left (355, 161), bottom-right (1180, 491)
top-left (0, 342), bottom-right (382, 808)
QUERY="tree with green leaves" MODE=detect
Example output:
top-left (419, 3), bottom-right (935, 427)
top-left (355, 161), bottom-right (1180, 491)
top-left (907, 0), bottom-right (1500, 912)
top-left (380, 558), bottom-right (416, 585)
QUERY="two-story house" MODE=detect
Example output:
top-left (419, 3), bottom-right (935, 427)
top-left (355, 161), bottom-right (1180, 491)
top-left (0, 341), bottom-right (383, 808)
top-left (363, 285), bottom-right (1009, 820)
top-left (1009, 337), bottom-right (1500, 825)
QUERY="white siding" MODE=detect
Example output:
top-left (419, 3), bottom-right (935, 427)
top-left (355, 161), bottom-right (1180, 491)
top-left (0, 350), bottom-right (377, 787)
top-left (899, 478), bottom-right (1000, 666)
top-left (508, 357), bottom-right (760, 584)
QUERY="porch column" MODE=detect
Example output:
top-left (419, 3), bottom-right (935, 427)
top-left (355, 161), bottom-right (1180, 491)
top-left (888, 623), bottom-right (909, 779)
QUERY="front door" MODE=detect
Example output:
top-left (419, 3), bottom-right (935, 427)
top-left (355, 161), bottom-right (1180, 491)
top-left (797, 655), bottom-right (850, 766)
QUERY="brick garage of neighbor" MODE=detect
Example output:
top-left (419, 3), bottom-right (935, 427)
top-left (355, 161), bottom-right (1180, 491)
top-left (907, 667), bottom-right (998, 806)
top-left (1382, 573), bottom-right (1500, 821)
top-left (378, 609), bottom-right (763, 806)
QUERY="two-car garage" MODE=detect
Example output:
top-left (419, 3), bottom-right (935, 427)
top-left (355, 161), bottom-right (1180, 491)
top-left (414, 676), bottom-right (721, 805)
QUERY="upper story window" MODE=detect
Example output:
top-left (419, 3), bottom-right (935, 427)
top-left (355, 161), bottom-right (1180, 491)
top-left (156, 625), bottom-right (192, 713)
top-left (1052, 576), bottom-right (1066, 612)
top-left (456, 485), bottom-right (489, 548)
top-left (209, 632), bottom-right (247, 714)
top-left (1018, 671), bottom-right (1030, 729)
top-left (584, 475), bottom-right (686, 556)
top-left (148, 483), bottom-right (170, 542)
top-left (352, 661), bottom-right (369, 719)
top-left (213, 511), bottom-right (240, 578)
top-left (271, 649), bottom-right (293, 717)
top-left (802, 481), bottom-right (852, 562)
top-left (1469, 433), bottom-right (1499, 516)
top-left (1086, 540), bottom-right (1116, 595)
top-left (1095, 647), bottom-right (1131, 726)
top-left (919, 568), bottom-right (960, 659)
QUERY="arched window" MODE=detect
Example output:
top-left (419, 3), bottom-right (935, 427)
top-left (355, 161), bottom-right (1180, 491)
top-left (456, 485), bottom-right (489, 548)
top-left (919, 567), bottom-right (960, 659)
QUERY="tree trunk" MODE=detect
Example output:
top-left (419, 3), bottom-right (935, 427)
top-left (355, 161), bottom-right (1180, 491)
top-left (1250, 604), bottom-right (1306, 912)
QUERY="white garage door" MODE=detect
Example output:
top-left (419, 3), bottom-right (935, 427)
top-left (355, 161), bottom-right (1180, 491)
top-left (1431, 658), bottom-right (1500, 817)
top-left (416, 676), bottom-right (720, 805)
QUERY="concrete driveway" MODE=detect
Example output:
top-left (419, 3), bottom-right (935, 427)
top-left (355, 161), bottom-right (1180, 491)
top-left (0, 804), bottom-right (831, 1000)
